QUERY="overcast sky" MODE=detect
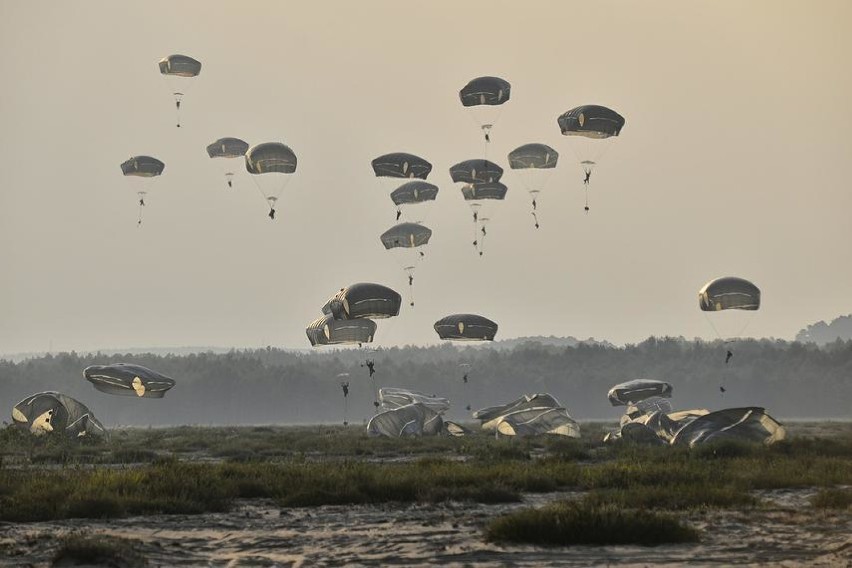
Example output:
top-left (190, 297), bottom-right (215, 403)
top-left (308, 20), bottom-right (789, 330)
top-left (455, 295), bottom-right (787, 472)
top-left (1, 1), bottom-right (850, 354)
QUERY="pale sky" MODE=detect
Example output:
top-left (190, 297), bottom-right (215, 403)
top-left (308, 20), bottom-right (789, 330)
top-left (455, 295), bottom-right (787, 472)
top-left (1, 1), bottom-right (850, 354)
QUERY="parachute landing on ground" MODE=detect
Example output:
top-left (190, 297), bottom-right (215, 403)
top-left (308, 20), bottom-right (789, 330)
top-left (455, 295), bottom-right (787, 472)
top-left (11, 392), bottom-right (107, 438)
top-left (84, 363), bottom-right (176, 398)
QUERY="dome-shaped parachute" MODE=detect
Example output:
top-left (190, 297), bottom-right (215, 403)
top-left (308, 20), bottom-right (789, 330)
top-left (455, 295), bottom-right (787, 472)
top-left (607, 379), bottom-right (673, 407)
top-left (390, 181), bottom-right (439, 222)
top-left (380, 223), bottom-right (432, 307)
top-left (460, 181), bottom-right (507, 201)
top-left (245, 142), bottom-right (297, 219)
top-left (509, 144), bottom-right (559, 228)
top-left (557, 105), bottom-right (625, 212)
top-left (459, 76), bottom-right (511, 143)
top-left (120, 156), bottom-right (165, 226)
top-left (306, 314), bottom-right (377, 347)
top-left (699, 277), bottom-right (761, 312)
top-left (84, 363), bottom-right (176, 398)
top-left (371, 153), bottom-right (432, 180)
top-left (450, 160), bottom-right (505, 256)
top-left (158, 54), bottom-right (201, 127)
top-left (434, 314), bottom-right (498, 341)
top-left (207, 137), bottom-right (249, 188)
top-left (449, 159), bottom-right (503, 184)
top-left (322, 283), bottom-right (402, 320)
top-left (11, 392), bottom-right (107, 438)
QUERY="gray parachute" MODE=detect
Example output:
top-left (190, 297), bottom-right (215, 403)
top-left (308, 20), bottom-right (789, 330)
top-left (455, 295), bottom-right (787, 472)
top-left (158, 54), bottom-right (202, 77)
top-left (474, 394), bottom-right (580, 438)
top-left (391, 181), bottom-right (439, 206)
top-left (371, 153), bottom-right (432, 180)
top-left (306, 314), bottom-right (377, 346)
top-left (245, 142), bottom-right (297, 218)
top-left (671, 407), bottom-right (786, 447)
top-left (367, 403), bottom-right (444, 438)
top-left (207, 137), bottom-right (249, 158)
top-left (121, 156), bottom-right (165, 177)
top-left (449, 159), bottom-right (504, 184)
top-left (434, 314), bottom-right (498, 341)
top-left (557, 105), bottom-right (625, 138)
top-left (508, 144), bottom-right (559, 169)
top-left (608, 379), bottom-right (673, 406)
top-left (83, 363), bottom-right (176, 398)
top-left (459, 76), bottom-right (511, 143)
top-left (11, 392), bottom-right (107, 438)
top-left (380, 222), bottom-right (433, 249)
top-left (460, 182), bottom-right (507, 201)
top-left (699, 277), bottom-right (761, 312)
top-left (378, 388), bottom-right (451, 415)
top-left (322, 283), bottom-right (402, 320)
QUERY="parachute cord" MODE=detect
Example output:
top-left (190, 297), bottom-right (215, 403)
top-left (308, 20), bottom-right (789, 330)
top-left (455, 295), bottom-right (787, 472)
top-left (137, 203), bottom-right (143, 227)
top-left (584, 186), bottom-right (590, 213)
top-left (343, 395), bottom-right (348, 426)
top-left (703, 312), bottom-right (730, 392)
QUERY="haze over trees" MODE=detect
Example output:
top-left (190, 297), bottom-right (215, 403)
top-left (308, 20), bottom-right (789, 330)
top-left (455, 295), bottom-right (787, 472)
top-left (1, 337), bottom-right (849, 427)
top-left (796, 315), bottom-right (852, 346)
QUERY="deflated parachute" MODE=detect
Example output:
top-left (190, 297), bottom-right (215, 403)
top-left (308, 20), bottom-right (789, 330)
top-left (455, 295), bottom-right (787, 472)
top-left (671, 407), bottom-right (786, 447)
top-left (474, 394), bottom-right (580, 438)
top-left (378, 388), bottom-right (451, 415)
top-left (434, 314), bottom-right (498, 341)
top-left (322, 283), bottom-right (402, 320)
top-left (608, 379), bottom-right (673, 406)
top-left (367, 403), bottom-right (444, 437)
top-left (83, 363), bottom-right (176, 398)
top-left (11, 392), bottom-right (106, 438)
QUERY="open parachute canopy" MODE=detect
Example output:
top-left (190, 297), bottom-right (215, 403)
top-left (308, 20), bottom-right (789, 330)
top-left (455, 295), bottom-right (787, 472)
top-left (434, 314), bottom-right (498, 341)
top-left (83, 363), bottom-right (176, 398)
top-left (245, 142), bottom-right (297, 174)
top-left (699, 277), bottom-right (761, 312)
top-left (459, 76), bottom-right (511, 107)
top-left (371, 153), bottom-right (432, 179)
top-left (380, 222), bottom-right (432, 249)
top-left (120, 156), bottom-right (165, 177)
top-left (608, 379), bottom-right (673, 407)
top-left (508, 143), bottom-right (559, 169)
top-left (461, 182), bottom-right (507, 201)
top-left (306, 314), bottom-right (377, 346)
top-left (558, 105), bottom-right (625, 138)
top-left (322, 283), bottom-right (402, 320)
top-left (449, 159), bottom-right (504, 184)
top-left (11, 392), bottom-right (106, 438)
top-left (207, 137), bottom-right (250, 159)
top-left (158, 54), bottom-right (202, 77)
top-left (391, 181), bottom-right (439, 205)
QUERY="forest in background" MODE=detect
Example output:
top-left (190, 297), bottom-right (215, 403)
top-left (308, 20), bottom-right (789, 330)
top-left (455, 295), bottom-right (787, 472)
top-left (1, 337), bottom-right (850, 427)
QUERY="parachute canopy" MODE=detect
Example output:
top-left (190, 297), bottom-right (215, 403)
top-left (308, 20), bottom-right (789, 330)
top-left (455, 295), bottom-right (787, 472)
top-left (558, 105), bottom-right (625, 138)
top-left (671, 407), bottom-right (786, 447)
top-left (158, 54), bottom-right (202, 77)
top-left (306, 314), bottom-right (376, 346)
top-left (461, 182), bottom-right (507, 201)
top-left (380, 222), bottom-right (432, 249)
top-left (245, 143), bottom-right (297, 174)
top-left (378, 388), bottom-right (451, 415)
top-left (434, 314), bottom-right (498, 341)
top-left (459, 76), bottom-right (511, 107)
top-left (207, 137), bottom-right (250, 159)
top-left (699, 277), bottom-right (761, 311)
top-left (371, 153), bottom-right (432, 179)
top-left (474, 393), bottom-right (579, 438)
top-left (367, 403), bottom-right (444, 437)
top-left (11, 392), bottom-right (106, 438)
top-left (508, 144), bottom-right (559, 169)
top-left (449, 159), bottom-right (504, 184)
top-left (391, 181), bottom-right (439, 205)
top-left (322, 283), bottom-right (402, 320)
top-left (121, 156), bottom-right (165, 177)
top-left (608, 379), bottom-right (673, 407)
top-left (83, 363), bottom-right (176, 398)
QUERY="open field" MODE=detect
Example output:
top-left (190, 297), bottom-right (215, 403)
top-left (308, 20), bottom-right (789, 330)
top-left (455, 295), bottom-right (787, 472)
top-left (0, 422), bottom-right (850, 566)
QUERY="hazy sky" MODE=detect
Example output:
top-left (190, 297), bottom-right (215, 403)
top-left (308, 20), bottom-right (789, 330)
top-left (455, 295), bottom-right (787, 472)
top-left (1, 1), bottom-right (850, 354)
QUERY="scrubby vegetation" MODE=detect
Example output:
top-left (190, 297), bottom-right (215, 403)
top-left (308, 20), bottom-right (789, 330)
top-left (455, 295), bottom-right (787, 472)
top-left (52, 533), bottom-right (146, 568)
top-left (810, 487), bottom-right (852, 509)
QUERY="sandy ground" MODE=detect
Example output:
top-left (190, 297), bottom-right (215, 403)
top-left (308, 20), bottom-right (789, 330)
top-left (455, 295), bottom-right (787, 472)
top-left (1, 490), bottom-right (850, 567)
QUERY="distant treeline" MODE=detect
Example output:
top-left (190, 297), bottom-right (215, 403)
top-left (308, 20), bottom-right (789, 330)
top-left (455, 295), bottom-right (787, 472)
top-left (1, 338), bottom-right (850, 427)
top-left (796, 314), bottom-right (852, 346)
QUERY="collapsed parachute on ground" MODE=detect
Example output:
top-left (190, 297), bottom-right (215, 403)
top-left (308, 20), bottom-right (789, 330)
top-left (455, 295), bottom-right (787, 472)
top-left (322, 283), bottom-right (401, 320)
top-left (671, 407), bottom-right (786, 447)
top-left (474, 393), bottom-right (580, 438)
top-left (608, 379), bottom-right (673, 406)
top-left (83, 363), bottom-right (176, 398)
top-left (367, 403), bottom-right (444, 437)
top-left (378, 388), bottom-right (451, 415)
top-left (11, 392), bottom-right (107, 438)
top-left (371, 153), bottom-right (432, 180)
top-left (306, 314), bottom-right (376, 346)
top-left (434, 314), bottom-right (498, 341)
top-left (699, 277), bottom-right (761, 312)
top-left (459, 76), bottom-right (511, 143)
top-left (158, 54), bottom-right (201, 128)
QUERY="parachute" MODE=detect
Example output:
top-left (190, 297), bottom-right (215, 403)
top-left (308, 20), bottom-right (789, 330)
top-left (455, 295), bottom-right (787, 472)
top-left (207, 137), bottom-right (250, 188)
top-left (371, 153), bottom-right (432, 180)
top-left (557, 105), bottom-right (625, 212)
top-left (120, 155), bottom-right (164, 226)
top-left (508, 144), bottom-right (559, 228)
top-left (245, 142), bottom-right (297, 219)
top-left (380, 222), bottom-right (432, 307)
top-left (305, 314), bottom-right (376, 347)
top-left (608, 379), bottom-right (673, 406)
top-left (322, 283), bottom-right (402, 320)
top-left (699, 276), bottom-right (761, 373)
top-left (473, 394), bottom-right (580, 438)
top-left (367, 403), bottom-right (444, 437)
top-left (158, 54), bottom-right (201, 128)
top-left (83, 363), bottom-right (176, 398)
top-left (378, 387), bottom-right (451, 415)
top-left (390, 181), bottom-right (439, 221)
top-left (449, 160), bottom-right (506, 256)
top-left (671, 407), bottom-right (786, 447)
top-left (11, 392), bottom-right (107, 438)
top-left (459, 76), bottom-right (511, 144)
top-left (434, 314), bottom-right (498, 341)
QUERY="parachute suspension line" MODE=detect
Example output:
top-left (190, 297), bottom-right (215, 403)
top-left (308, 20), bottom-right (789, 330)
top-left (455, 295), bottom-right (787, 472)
top-left (136, 191), bottom-right (146, 227)
top-left (173, 93), bottom-right (183, 128)
top-left (405, 265), bottom-right (416, 308)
